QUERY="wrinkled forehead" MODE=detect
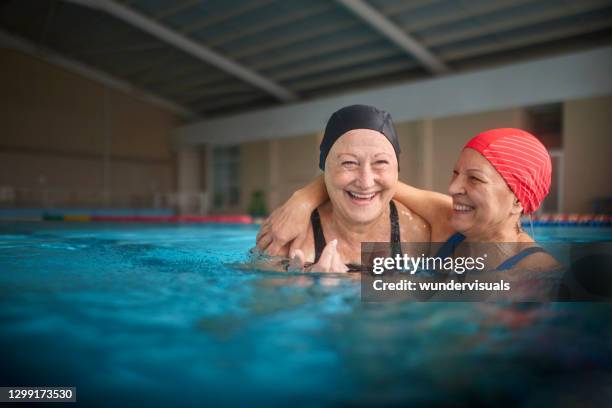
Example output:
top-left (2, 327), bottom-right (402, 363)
top-left (328, 129), bottom-right (396, 156)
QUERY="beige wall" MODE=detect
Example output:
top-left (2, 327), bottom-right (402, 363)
top-left (0, 49), bottom-right (178, 207)
top-left (271, 132), bottom-right (320, 210)
top-left (395, 120), bottom-right (426, 188)
top-left (563, 94), bottom-right (612, 213)
top-left (429, 108), bottom-right (526, 194)
top-left (237, 132), bottom-right (319, 213)
top-left (177, 148), bottom-right (201, 193)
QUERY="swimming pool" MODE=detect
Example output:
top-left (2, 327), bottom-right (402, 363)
top-left (1, 222), bottom-right (611, 406)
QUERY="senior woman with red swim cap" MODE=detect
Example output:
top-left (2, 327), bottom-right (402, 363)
top-left (258, 127), bottom-right (558, 271)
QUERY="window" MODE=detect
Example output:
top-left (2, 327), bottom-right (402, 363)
top-left (540, 149), bottom-right (563, 213)
top-left (211, 146), bottom-right (240, 210)
top-left (525, 103), bottom-right (562, 213)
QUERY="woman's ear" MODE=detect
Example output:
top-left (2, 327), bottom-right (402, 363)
top-left (511, 197), bottom-right (523, 215)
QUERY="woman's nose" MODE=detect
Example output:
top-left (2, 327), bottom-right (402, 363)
top-left (448, 174), bottom-right (465, 196)
top-left (356, 165), bottom-right (375, 189)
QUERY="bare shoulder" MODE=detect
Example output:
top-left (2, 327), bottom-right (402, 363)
top-left (394, 200), bottom-right (431, 242)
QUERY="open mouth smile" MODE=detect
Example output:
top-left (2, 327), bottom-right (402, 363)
top-left (453, 203), bottom-right (474, 213)
top-left (346, 190), bottom-right (379, 204)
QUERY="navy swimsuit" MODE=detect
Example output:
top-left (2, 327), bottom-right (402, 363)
top-left (434, 232), bottom-right (546, 271)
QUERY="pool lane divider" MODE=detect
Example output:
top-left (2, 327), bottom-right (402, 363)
top-left (26, 212), bottom-right (612, 226)
top-left (523, 214), bottom-right (612, 227)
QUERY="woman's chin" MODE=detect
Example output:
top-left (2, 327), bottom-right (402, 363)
top-left (450, 217), bottom-right (471, 235)
top-left (343, 203), bottom-right (383, 224)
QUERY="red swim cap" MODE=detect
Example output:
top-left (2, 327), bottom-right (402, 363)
top-left (464, 128), bottom-right (552, 214)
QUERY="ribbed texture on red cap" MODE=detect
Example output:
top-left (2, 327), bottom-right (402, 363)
top-left (464, 128), bottom-right (552, 214)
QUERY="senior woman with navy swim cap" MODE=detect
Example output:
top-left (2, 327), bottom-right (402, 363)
top-left (272, 104), bottom-right (429, 273)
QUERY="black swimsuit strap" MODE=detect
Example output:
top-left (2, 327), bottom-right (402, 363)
top-left (311, 201), bottom-right (401, 264)
top-left (389, 200), bottom-right (402, 257)
top-left (311, 208), bottom-right (327, 263)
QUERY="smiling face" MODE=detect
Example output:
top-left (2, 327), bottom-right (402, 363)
top-left (448, 148), bottom-right (522, 240)
top-left (324, 129), bottom-right (398, 225)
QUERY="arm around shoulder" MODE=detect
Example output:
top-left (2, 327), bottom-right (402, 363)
top-left (393, 182), bottom-right (454, 241)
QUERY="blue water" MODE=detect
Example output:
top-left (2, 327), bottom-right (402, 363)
top-left (0, 222), bottom-right (611, 407)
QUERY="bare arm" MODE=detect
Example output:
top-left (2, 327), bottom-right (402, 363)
top-left (257, 176), bottom-right (456, 253)
top-left (256, 175), bottom-right (327, 256)
top-left (393, 182), bottom-right (454, 241)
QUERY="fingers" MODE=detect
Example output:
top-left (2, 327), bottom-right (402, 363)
top-left (258, 226), bottom-right (292, 256)
top-left (318, 239), bottom-right (337, 270)
top-left (266, 241), bottom-right (285, 257)
top-left (288, 231), bottom-right (307, 259)
top-left (331, 249), bottom-right (348, 273)
top-left (255, 220), bottom-right (270, 245)
top-left (310, 239), bottom-right (347, 273)
top-left (256, 230), bottom-right (272, 251)
top-left (256, 206), bottom-right (279, 242)
top-left (287, 249), bottom-right (305, 272)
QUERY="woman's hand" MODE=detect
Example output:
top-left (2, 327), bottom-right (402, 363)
top-left (256, 175), bottom-right (327, 256)
top-left (256, 191), bottom-right (312, 256)
top-left (288, 240), bottom-right (348, 273)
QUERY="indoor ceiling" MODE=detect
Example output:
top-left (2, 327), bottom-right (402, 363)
top-left (1, 0), bottom-right (611, 119)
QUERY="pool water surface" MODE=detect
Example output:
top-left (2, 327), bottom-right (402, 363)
top-left (0, 222), bottom-right (611, 406)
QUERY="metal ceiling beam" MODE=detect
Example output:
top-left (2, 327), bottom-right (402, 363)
top-left (177, 46), bottom-right (612, 145)
top-left (205, 3), bottom-right (334, 48)
top-left (335, 0), bottom-right (449, 75)
top-left (232, 20), bottom-right (358, 60)
top-left (81, 42), bottom-right (165, 56)
top-left (381, 0), bottom-right (440, 15)
top-left (0, 28), bottom-right (194, 118)
top-left (154, 72), bottom-right (229, 95)
top-left (288, 59), bottom-right (418, 92)
top-left (403, 0), bottom-right (536, 33)
top-left (422, 0), bottom-right (612, 48)
top-left (440, 16), bottom-right (612, 62)
top-left (249, 32), bottom-right (377, 70)
top-left (223, 1), bottom-right (435, 62)
top-left (268, 47), bottom-right (399, 82)
top-left (177, 84), bottom-right (255, 103)
top-left (153, 0), bottom-right (201, 21)
top-left (191, 93), bottom-right (269, 113)
top-left (64, 0), bottom-right (298, 102)
top-left (180, 0), bottom-right (278, 35)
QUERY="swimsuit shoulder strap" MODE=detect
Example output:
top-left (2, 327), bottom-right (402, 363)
top-left (389, 201), bottom-right (402, 257)
top-left (312, 203), bottom-right (401, 265)
top-left (495, 246), bottom-right (547, 271)
top-left (311, 208), bottom-right (326, 263)
top-left (434, 232), bottom-right (466, 258)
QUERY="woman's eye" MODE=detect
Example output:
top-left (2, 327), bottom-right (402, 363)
top-left (342, 161), bottom-right (358, 167)
top-left (373, 160), bottom-right (389, 166)
top-left (469, 176), bottom-right (482, 183)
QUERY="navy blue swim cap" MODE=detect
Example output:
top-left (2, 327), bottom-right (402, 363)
top-left (319, 104), bottom-right (400, 170)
